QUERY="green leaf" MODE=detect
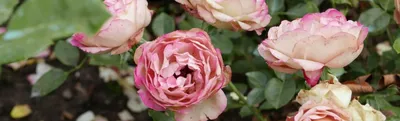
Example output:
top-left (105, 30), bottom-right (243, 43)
top-left (0, 36), bottom-right (53, 65)
top-left (247, 88), bottom-right (265, 105)
top-left (366, 96), bottom-right (392, 110)
top-left (264, 78), bottom-right (296, 109)
top-left (31, 68), bottom-right (68, 97)
top-left (394, 38), bottom-right (400, 53)
top-left (245, 71), bottom-right (268, 88)
top-left (286, 3), bottom-right (318, 20)
top-left (0, 0), bottom-right (110, 64)
top-left (334, 0), bottom-right (359, 7)
top-left (320, 67), bottom-right (329, 80)
top-left (231, 60), bottom-right (253, 73)
top-left (265, 0), bottom-right (285, 15)
top-left (148, 110), bottom-right (175, 121)
top-left (89, 54), bottom-right (128, 68)
top-left (260, 101), bottom-right (274, 110)
top-left (274, 71), bottom-right (291, 81)
top-left (152, 13), bottom-right (175, 36)
top-left (358, 8), bottom-right (391, 33)
top-left (211, 34), bottom-right (234, 54)
top-left (349, 61), bottom-right (367, 74)
top-left (268, 14), bottom-right (281, 27)
top-left (367, 52), bottom-right (380, 72)
top-left (54, 41), bottom-right (80, 66)
top-left (0, 0), bottom-right (18, 24)
top-left (306, 0), bottom-right (319, 12)
top-left (384, 106), bottom-right (400, 119)
top-left (376, 0), bottom-right (395, 11)
top-left (328, 68), bottom-right (346, 77)
top-left (332, 0), bottom-right (353, 6)
top-left (239, 106), bottom-right (253, 117)
top-left (178, 14), bottom-right (204, 30)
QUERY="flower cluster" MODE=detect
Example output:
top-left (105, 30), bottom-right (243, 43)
top-left (287, 74), bottom-right (386, 121)
top-left (66, 0), bottom-right (385, 120)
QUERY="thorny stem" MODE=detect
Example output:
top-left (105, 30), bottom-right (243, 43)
top-left (67, 56), bottom-right (88, 74)
top-left (228, 82), bottom-right (267, 121)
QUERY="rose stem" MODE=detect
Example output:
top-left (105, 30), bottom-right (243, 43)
top-left (228, 82), bottom-right (267, 121)
top-left (67, 56), bottom-right (88, 73)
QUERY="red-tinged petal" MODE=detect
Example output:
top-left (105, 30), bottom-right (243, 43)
top-left (70, 33), bottom-right (86, 47)
top-left (302, 69), bottom-right (323, 87)
top-left (175, 90), bottom-right (226, 121)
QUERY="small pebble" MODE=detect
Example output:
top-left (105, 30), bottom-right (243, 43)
top-left (10, 104), bottom-right (31, 119)
top-left (118, 110), bottom-right (134, 121)
top-left (76, 111), bottom-right (94, 121)
top-left (62, 89), bottom-right (73, 99)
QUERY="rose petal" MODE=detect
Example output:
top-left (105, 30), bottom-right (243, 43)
top-left (302, 69), bottom-right (323, 87)
top-left (175, 90), bottom-right (226, 121)
top-left (137, 89), bottom-right (165, 111)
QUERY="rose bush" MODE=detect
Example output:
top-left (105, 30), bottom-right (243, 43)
top-left (257, 8), bottom-right (368, 86)
top-left (175, 0), bottom-right (271, 35)
top-left (134, 28), bottom-right (231, 121)
top-left (70, 0), bottom-right (152, 54)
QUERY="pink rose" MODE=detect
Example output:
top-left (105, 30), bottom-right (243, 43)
top-left (134, 28), bottom-right (232, 121)
top-left (257, 9), bottom-right (368, 86)
top-left (70, 0), bottom-right (152, 54)
top-left (175, 0), bottom-right (271, 35)
top-left (286, 100), bottom-right (351, 121)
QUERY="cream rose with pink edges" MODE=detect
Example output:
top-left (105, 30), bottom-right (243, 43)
top-left (70, 0), bottom-right (152, 54)
top-left (257, 8), bottom-right (368, 86)
top-left (175, 0), bottom-right (271, 35)
top-left (134, 28), bottom-right (231, 121)
top-left (286, 100), bottom-right (351, 121)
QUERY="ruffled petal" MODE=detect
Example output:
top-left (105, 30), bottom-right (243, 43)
top-left (175, 90), bottom-right (227, 121)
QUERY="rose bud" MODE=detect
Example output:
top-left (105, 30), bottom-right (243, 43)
top-left (134, 28), bottom-right (231, 121)
top-left (70, 0), bottom-right (152, 54)
top-left (175, 0), bottom-right (271, 35)
top-left (258, 8), bottom-right (368, 86)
